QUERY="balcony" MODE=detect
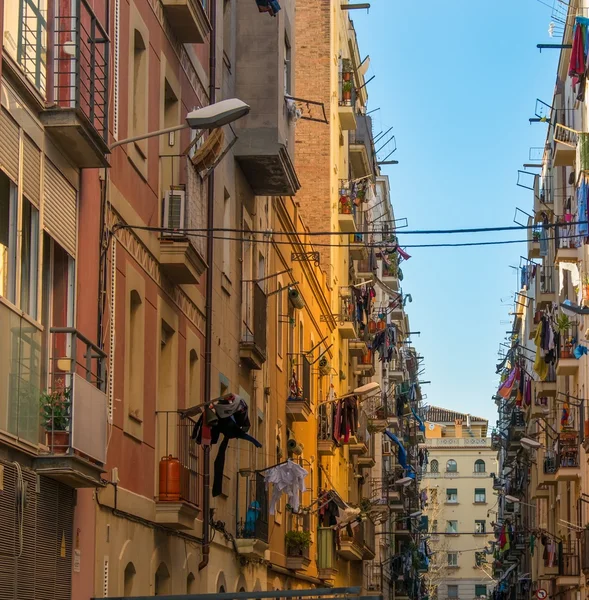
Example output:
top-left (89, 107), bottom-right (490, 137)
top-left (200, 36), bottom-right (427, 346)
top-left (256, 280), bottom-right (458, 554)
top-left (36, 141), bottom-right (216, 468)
top-left (394, 580), bottom-right (412, 599)
top-left (555, 223), bottom-right (580, 263)
top-left (317, 527), bottom-right (338, 581)
top-left (556, 432), bottom-right (581, 481)
top-left (161, 0), bottom-right (211, 43)
top-left (557, 540), bottom-right (581, 586)
top-left (286, 545), bottom-right (311, 572)
top-left (286, 355), bottom-right (312, 422)
top-left (538, 449), bottom-right (558, 486)
top-left (556, 322), bottom-right (579, 377)
top-left (536, 266), bottom-right (555, 308)
top-left (528, 219), bottom-right (542, 259)
top-left (339, 519), bottom-right (375, 561)
top-left (234, 3), bottom-right (299, 195)
top-left (240, 282), bottom-right (267, 370)
top-left (381, 262), bottom-right (399, 290)
top-left (336, 289), bottom-right (359, 339)
top-left (356, 256), bottom-right (375, 278)
top-left (552, 123), bottom-right (577, 167)
top-left (535, 375), bottom-right (556, 398)
top-left (581, 529), bottom-right (589, 573)
top-left (395, 518), bottom-right (412, 536)
top-left (155, 412), bottom-right (201, 529)
top-left (236, 472), bottom-right (269, 558)
top-left (349, 339), bottom-right (368, 358)
top-left (349, 115), bottom-right (375, 178)
top-left (529, 394), bottom-right (550, 419)
top-left (356, 349), bottom-right (375, 377)
top-left (349, 233), bottom-right (368, 261)
top-left (40, 0), bottom-right (109, 167)
top-left (317, 404), bottom-right (337, 456)
top-left (160, 238), bottom-right (205, 285)
top-left (338, 192), bottom-right (358, 233)
top-left (34, 328), bottom-right (107, 488)
top-left (338, 72), bottom-right (357, 130)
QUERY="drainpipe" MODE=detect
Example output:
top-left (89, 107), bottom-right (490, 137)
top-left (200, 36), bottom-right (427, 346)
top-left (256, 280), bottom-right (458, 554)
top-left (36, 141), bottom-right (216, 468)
top-left (199, 0), bottom-right (217, 573)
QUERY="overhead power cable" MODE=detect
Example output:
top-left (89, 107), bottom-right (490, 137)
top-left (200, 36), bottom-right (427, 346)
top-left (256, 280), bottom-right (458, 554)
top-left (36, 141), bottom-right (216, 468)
top-left (113, 220), bottom-right (589, 238)
top-left (112, 226), bottom-right (588, 250)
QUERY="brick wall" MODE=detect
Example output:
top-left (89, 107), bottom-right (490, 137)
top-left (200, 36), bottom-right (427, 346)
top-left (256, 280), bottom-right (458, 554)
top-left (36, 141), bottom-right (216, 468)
top-left (294, 0), bottom-right (333, 268)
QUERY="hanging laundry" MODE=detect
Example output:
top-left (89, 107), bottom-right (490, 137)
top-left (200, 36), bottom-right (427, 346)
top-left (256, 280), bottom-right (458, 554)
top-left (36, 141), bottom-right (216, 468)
top-left (261, 459), bottom-right (308, 515)
top-left (191, 394), bottom-right (262, 497)
top-left (254, 0), bottom-right (281, 17)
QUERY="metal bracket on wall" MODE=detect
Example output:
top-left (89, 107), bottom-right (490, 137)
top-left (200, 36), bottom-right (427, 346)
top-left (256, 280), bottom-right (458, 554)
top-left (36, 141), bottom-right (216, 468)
top-left (291, 251), bottom-right (320, 266)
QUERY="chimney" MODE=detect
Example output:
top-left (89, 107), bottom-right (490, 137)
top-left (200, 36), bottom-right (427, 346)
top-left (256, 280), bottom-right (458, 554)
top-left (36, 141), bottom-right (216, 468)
top-left (455, 419), bottom-right (463, 439)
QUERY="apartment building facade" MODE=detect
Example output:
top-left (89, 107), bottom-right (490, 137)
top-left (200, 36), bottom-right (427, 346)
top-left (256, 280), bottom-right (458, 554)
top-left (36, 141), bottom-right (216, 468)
top-left (423, 409), bottom-right (496, 600)
top-left (493, 3), bottom-right (589, 600)
top-left (0, 0), bottom-right (428, 599)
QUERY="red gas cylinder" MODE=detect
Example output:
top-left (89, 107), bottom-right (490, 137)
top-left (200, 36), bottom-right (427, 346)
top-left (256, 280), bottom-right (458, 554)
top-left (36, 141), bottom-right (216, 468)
top-left (159, 455), bottom-right (180, 501)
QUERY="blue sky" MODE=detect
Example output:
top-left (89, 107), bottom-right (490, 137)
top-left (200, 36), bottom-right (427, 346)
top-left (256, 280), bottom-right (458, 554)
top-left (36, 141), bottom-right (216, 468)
top-left (354, 0), bottom-right (559, 424)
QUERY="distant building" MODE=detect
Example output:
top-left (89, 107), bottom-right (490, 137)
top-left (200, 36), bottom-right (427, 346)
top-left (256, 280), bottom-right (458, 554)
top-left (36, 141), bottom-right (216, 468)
top-left (423, 407), bottom-right (496, 600)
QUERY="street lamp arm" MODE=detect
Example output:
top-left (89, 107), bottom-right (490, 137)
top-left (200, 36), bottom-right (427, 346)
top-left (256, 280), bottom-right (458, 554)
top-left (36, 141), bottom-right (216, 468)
top-left (109, 123), bottom-right (190, 151)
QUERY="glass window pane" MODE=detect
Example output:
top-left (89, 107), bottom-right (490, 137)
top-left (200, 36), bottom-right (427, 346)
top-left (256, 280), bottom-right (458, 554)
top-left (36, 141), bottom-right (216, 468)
top-left (0, 172), bottom-right (17, 302)
top-left (20, 198), bottom-right (39, 318)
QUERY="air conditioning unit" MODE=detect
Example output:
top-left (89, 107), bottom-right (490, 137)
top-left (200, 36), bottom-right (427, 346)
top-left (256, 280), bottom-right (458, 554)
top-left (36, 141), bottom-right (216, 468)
top-left (162, 189), bottom-right (186, 236)
top-left (382, 440), bottom-right (392, 455)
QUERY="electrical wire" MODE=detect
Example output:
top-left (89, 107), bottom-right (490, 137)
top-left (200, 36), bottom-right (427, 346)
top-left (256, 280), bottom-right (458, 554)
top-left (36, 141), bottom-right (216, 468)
top-left (112, 227), bottom-right (588, 250)
top-left (113, 220), bottom-right (589, 237)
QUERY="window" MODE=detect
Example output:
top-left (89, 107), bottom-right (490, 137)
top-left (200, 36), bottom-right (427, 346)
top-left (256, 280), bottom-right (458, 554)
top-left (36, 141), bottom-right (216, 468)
top-left (446, 459), bottom-right (457, 472)
top-left (447, 553), bottom-right (459, 567)
top-left (276, 281), bottom-right (284, 358)
top-left (0, 171), bottom-right (17, 303)
top-left (187, 573), bottom-right (196, 594)
top-left (474, 488), bottom-right (486, 503)
top-left (188, 349), bottom-right (199, 404)
top-left (474, 459), bottom-right (486, 473)
top-left (20, 198), bottom-right (39, 318)
top-left (446, 520), bottom-right (458, 534)
top-left (431, 519), bottom-right (438, 533)
top-left (430, 489), bottom-right (438, 504)
top-left (446, 488), bottom-right (457, 503)
top-left (127, 288), bottom-right (145, 426)
top-left (430, 459), bottom-right (439, 473)
top-left (222, 188), bottom-right (231, 276)
top-left (124, 563), bottom-right (136, 596)
top-left (3, 0), bottom-right (47, 94)
top-left (475, 520), bottom-right (486, 534)
top-left (475, 585), bottom-right (487, 598)
top-left (284, 35), bottom-right (292, 94)
top-left (154, 562), bottom-right (170, 595)
top-left (132, 29), bottom-right (148, 157)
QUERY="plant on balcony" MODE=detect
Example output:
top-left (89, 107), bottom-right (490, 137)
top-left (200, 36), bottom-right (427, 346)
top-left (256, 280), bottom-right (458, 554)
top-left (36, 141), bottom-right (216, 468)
top-left (556, 314), bottom-right (574, 358)
top-left (342, 58), bottom-right (353, 80)
top-left (532, 230), bottom-right (541, 242)
top-left (285, 530), bottom-right (311, 556)
top-left (342, 81), bottom-right (353, 103)
top-left (339, 193), bottom-right (353, 214)
top-left (40, 387), bottom-right (72, 453)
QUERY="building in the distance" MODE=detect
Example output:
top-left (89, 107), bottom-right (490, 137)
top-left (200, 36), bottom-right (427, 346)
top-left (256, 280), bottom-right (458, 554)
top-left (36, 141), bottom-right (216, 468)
top-left (423, 408), bottom-right (496, 600)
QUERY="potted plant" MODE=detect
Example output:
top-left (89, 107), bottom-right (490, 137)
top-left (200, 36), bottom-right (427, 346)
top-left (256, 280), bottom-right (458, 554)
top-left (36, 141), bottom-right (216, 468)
top-left (532, 230), bottom-right (541, 242)
top-left (342, 58), bottom-right (353, 80)
top-left (342, 81), bottom-right (353, 104)
top-left (40, 388), bottom-right (71, 453)
top-left (285, 530), bottom-right (312, 571)
top-left (556, 314), bottom-right (574, 358)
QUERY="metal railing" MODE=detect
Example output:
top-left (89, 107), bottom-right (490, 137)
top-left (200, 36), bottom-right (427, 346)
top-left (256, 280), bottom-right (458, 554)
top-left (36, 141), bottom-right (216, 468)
top-left (555, 222), bottom-right (581, 250)
top-left (43, 328), bottom-right (107, 464)
top-left (241, 281), bottom-right (267, 357)
top-left (558, 322), bottom-right (579, 359)
top-left (539, 266), bottom-right (555, 294)
top-left (581, 529), bottom-right (589, 572)
top-left (53, 0), bottom-right (109, 141)
top-left (236, 472), bottom-right (269, 543)
top-left (338, 288), bottom-right (359, 328)
top-left (558, 432), bottom-right (580, 469)
top-left (559, 540), bottom-right (580, 576)
top-left (318, 402), bottom-right (332, 441)
top-left (539, 175), bottom-right (553, 205)
top-left (156, 411), bottom-right (201, 506)
top-left (286, 353), bottom-right (311, 405)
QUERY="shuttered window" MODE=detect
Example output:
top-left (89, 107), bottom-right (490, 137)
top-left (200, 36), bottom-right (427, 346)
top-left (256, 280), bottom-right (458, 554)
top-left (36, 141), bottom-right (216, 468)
top-left (43, 158), bottom-right (77, 257)
top-left (23, 135), bottom-right (41, 207)
top-left (0, 464), bottom-right (74, 600)
top-left (0, 108), bottom-right (19, 183)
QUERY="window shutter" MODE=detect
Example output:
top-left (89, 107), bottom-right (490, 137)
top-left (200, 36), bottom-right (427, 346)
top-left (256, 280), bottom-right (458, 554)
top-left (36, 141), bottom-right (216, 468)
top-left (0, 108), bottom-right (20, 183)
top-left (23, 135), bottom-right (41, 207)
top-left (43, 158), bottom-right (77, 257)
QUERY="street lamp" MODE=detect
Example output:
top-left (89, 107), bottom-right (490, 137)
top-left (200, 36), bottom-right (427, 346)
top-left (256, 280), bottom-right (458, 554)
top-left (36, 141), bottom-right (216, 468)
top-left (109, 98), bottom-right (250, 150)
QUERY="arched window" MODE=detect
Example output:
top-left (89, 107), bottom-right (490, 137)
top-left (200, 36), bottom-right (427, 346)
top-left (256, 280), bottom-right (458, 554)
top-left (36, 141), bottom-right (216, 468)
top-left (430, 459), bottom-right (439, 473)
top-left (124, 562), bottom-right (136, 597)
top-left (474, 459), bottom-right (486, 473)
top-left (446, 459), bottom-right (457, 473)
top-left (155, 562), bottom-right (170, 596)
top-left (187, 573), bottom-right (196, 594)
